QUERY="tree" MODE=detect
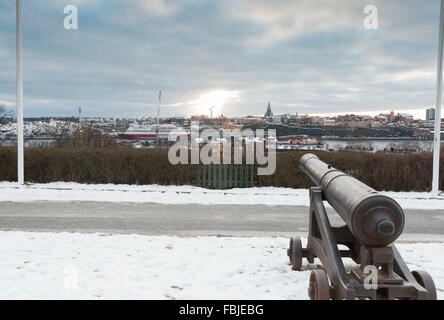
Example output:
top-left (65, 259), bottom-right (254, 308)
top-left (0, 105), bottom-right (11, 124)
top-left (43, 119), bottom-right (77, 147)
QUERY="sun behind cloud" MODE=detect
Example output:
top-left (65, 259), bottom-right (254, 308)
top-left (189, 90), bottom-right (240, 116)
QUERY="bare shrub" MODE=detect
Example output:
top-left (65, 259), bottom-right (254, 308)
top-left (0, 147), bottom-right (442, 191)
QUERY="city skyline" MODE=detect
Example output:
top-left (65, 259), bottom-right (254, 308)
top-left (2, 102), bottom-right (435, 121)
top-left (0, 0), bottom-right (443, 119)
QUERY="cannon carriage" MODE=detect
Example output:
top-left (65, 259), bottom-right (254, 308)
top-left (288, 154), bottom-right (437, 300)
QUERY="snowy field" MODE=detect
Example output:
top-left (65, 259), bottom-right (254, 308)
top-left (0, 231), bottom-right (442, 300)
top-left (0, 182), bottom-right (443, 209)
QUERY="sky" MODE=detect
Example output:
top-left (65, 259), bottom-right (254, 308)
top-left (0, 0), bottom-right (442, 119)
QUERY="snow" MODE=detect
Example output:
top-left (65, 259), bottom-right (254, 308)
top-left (0, 231), bottom-right (442, 300)
top-left (0, 182), bottom-right (443, 210)
top-left (0, 120), bottom-right (79, 138)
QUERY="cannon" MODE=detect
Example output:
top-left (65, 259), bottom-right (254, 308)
top-left (288, 154), bottom-right (437, 300)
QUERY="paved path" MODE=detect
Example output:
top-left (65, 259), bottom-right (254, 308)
top-left (0, 202), bottom-right (443, 241)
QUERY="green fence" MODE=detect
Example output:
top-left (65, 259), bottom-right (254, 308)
top-left (196, 164), bottom-right (256, 189)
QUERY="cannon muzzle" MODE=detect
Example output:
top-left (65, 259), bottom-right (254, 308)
top-left (300, 154), bottom-right (405, 247)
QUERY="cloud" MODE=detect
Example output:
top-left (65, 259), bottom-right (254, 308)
top-left (230, 0), bottom-right (363, 46)
top-left (0, 0), bottom-right (441, 118)
top-left (135, 0), bottom-right (177, 15)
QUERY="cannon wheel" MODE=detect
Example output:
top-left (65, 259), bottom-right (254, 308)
top-left (308, 270), bottom-right (331, 300)
top-left (412, 270), bottom-right (437, 300)
top-left (288, 237), bottom-right (303, 271)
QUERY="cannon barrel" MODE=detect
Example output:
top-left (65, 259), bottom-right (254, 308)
top-left (300, 154), bottom-right (405, 247)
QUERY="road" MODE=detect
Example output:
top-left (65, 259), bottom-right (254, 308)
top-left (0, 202), bottom-right (443, 241)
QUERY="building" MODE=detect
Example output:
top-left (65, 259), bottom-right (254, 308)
top-left (375, 115), bottom-right (388, 122)
top-left (281, 135), bottom-right (317, 144)
top-left (323, 118), bottom-right (336, 126)
top-left (389, 111), bottom-right (395, 122)
top-left (190, 116), bottom-right (229, 127)
top-left (309, 116), bottom-right (323, 125)
top-left (271, 115), bottom-right (282, 123)
top-left (264, 102), bottom-right (273, 118)
top-left (413, 128), bottom-right (431, 137)
top-left (78, 107), bottom-right (82, 123)
top-left (224, 122), bottom-right (244, 130)
top-left (426, 108), bottom-right (436, 122)
top-left (236, 116), bottom-right (265, 125)
top-left (400, 113), bottom-right (414, 122)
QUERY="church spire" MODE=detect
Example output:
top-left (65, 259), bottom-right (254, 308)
top-left (265, 101), bottom-right (273, 118)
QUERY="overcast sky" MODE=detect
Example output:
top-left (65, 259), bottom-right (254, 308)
top-left (0, 0), bottom-right (442, 118)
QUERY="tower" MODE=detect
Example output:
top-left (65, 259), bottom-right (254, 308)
top-left (265, 102), bottom-right (273, 118)
top-left (427, 108), bottom-right (436, 122)
top-left (78, 106), bottom-right (82, 125)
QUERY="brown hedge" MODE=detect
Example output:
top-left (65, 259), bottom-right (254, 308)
top-left (256, 151), bottom-right (442, 191)
top-left (0, 147), bottom-right (442, 191)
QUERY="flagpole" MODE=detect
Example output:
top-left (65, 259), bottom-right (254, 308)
top-left (433, 0), bottom-right (444, 195)
top-left (157, 90), bottom-right (161, 133)
top-left (16, 0), bottom-right (24, 185)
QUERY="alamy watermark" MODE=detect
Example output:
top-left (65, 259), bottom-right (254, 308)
top-left (168, 122), bottom-right (276, 176)
top-left (363, 5), bottom-right (378, 30)
top-left (64, 5), bottom-right (78, 30)
top-left (363, 265), bottom-right (378, 290)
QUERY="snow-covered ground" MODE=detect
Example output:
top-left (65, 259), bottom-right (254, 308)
top-left (0, 120), bottom-right (79, 138)
top-left (0, 182), bottom-right (443, 210)
top-left (0, 231), bottom-right (442, 300)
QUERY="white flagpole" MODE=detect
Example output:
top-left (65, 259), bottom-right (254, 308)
top-left (16, 0), bottom-right (24, 185)
top-left (157, 90), bottom-right (161, 132)
top-left (433, 0), bottom-right (444, 195)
